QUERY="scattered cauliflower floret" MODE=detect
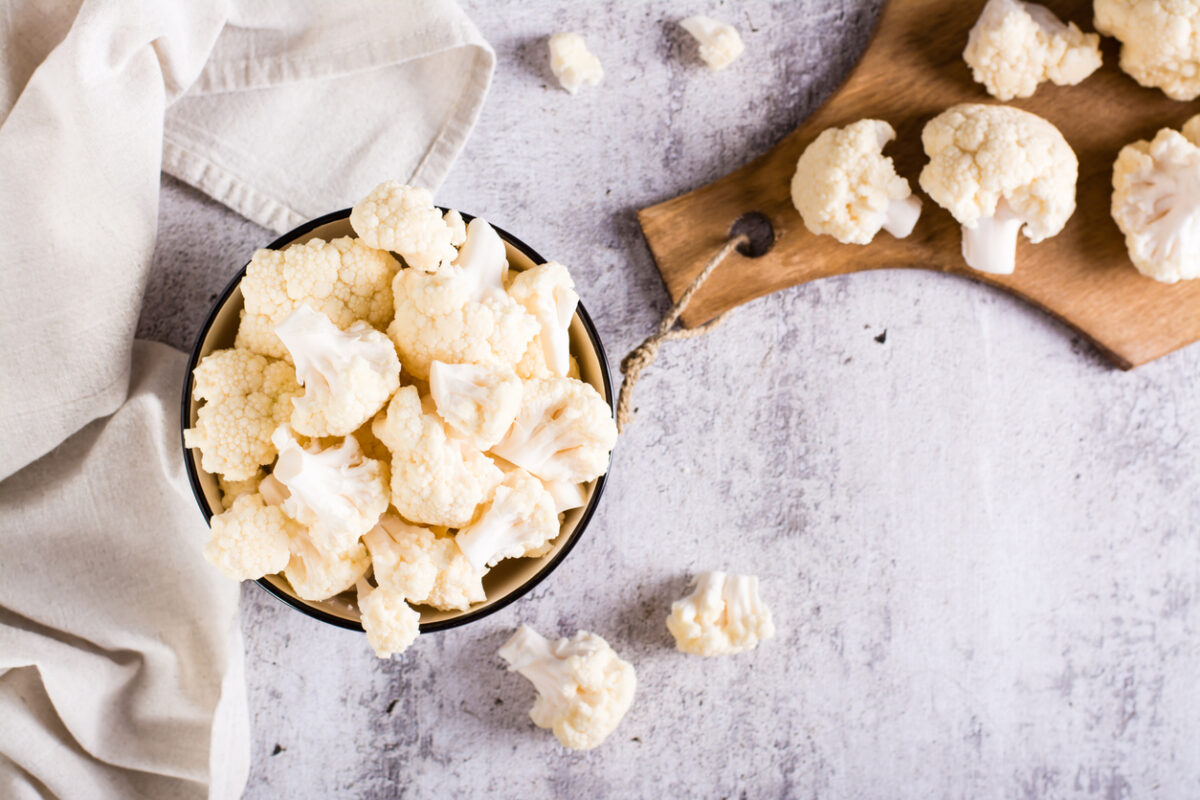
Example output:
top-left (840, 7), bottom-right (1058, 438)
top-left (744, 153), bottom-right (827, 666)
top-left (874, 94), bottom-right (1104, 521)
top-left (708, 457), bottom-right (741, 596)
top-left (356, 579), bottom-right (420, 658)
top-left (284, 529), bottom-right (371, 602)
top-left (680, 16), bottom-right (744, 71)
top-left (373, 386), bottom-right (503, 527)
top-left (364, 515), bottom-right (486, 611)
top-left (203, 493), bottom-right (298, 581)
top-left (429, 361), bottom-right (522, 450)
top-left (919, 103), bottom-right (1077, 274)
top-left (184, 348), bottom-right (300, 480)
top-left (236, 237), bottom-right (399, 359)
top-left (275, 305), bottom-right (401, 437)
top-left (457, 469), bottom-right (559, 570)
top-left (350, 181), bottom-right (459, 271)
top-left (218, 470), bottom-right (264, 510)
top-left (490, 377), bottom-right (617, 484)
top-left (271, 426), bottom-right (389, 556)
top-left (791, 119), bottom-right (922, 245)
top-left (499, 626), bottom-right (636, 750)
top-left (509, 262), bottom-right (579, 378)
top-left (964, 0), bottom-right (1102, 100)
top-left (1094, 0), bottom-right (1200, 101)
top-left (548, 33), bottom-right (603, 94)
top-left (1111, 116), bottom-right (1200, 283)
top-left (666, 571), bottom-right (776, 656)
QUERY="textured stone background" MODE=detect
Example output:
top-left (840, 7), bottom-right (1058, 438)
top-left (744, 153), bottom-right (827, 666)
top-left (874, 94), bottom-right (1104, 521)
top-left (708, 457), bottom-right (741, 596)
top-left (140, 1), bottom-right (1200, 797)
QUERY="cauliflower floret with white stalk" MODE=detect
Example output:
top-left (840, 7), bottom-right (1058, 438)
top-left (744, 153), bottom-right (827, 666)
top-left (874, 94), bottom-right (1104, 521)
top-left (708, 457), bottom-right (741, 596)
top-left (274, 305), bottom-right (401, 437)
top-left (364, 515), bottom-right (486, 611)
top-left (498, 626), bottom-right (636, 751)
top-left (356, 579), bottom-right (420, 658)
top-left (666, 571), bottom-right (776, 656)
top-left (490, 377), bottom-right (617, 484)
top-left (350, 182), bottom-right (459, 272)
top-left (429, 361), bottom-right (522, 450)
top-left (203, 493), bottom-right (298, 581)
top-left (456, 469), bottom-right (559, 570)
top-left (388, 219), bottom-right (537, 381)
top-left (548, 33), bottom-right (603, 94)
top-left (184, 348), bottom-right (301, 480)
top-left (791, 119), bottom-right (922, 245)
top-left (680, 16), bottom-right (744, 71)
top-left (1111, 117), bottom-right (1200, 283)
top-left (373, 386), bottom-right (503, 527)
top-left (271, 426), bottom-right (389, 556)
top-left (284, 530), bottom-right (371, 602)
top-left (509, 262), bottom-right (579, 378)
top-left (919, 103), bottom-right (1077, 275)
top-left (964, 0), bottom-right (1102, 100)
top-left (235, 237), bottom-right (399, 359)
top-left (1094, 0), bottom-right (1200, 101)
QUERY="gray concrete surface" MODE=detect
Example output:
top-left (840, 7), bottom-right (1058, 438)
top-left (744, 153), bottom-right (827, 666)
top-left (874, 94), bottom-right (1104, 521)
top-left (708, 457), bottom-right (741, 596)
top-left (140, 1), bottom-right (1200, 797)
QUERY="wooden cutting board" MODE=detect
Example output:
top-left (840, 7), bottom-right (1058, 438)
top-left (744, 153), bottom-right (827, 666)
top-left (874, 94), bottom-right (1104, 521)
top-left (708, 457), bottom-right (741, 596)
top-left (637, 0), bottom-right (1200, 368)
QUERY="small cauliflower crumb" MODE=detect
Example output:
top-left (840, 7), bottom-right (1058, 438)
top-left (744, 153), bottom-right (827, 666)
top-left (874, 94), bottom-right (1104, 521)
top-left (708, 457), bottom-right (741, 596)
top-left (548, 33), bottom-right (603, 94)
top-left (350, 181), bottom-right (459, 271)
top-left (666, 571), bottom-right (775, 656)
top-left (680, 16), bottom-right (744, 71)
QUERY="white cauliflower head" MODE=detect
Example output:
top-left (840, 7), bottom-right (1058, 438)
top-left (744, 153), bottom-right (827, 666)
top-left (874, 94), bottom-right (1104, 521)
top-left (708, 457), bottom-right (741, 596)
top-left (548, 32), bottom-right (604, 94)
top-left (203, 493), bottom-right (298, 581)
top-left (489, 377), bottom-right (617, 484)
top-left (964, 0), bottom-right (1102, 101)
top-left (356, 579), bottom-right (420, 659)
top-left (364, 515), bottom-right (486, 611)
top-left (184, 348), bottom-right (301, 480)
top-left (236, 237), bottom-right (399, 360)
top-left (456, 468), bottom-right (560, 570)
top-left (271, 425), bottom-right (389, 556)
top-left (350, 181), bottom-right (459, 272)
top-left (498, 625), bottom-right (636, 751)
top-left (1111, 117), bottom-right (1200, 283)
top-left (791, 119), bottom-right (922, 245)
top-left (680, 16), bottom-right (745, 71)
top-left (666, 571), bottom-right (776, 657)
top-left (919, 103), bottom-right (1077, 274)
top-left (274, 305), bottom-right (401, 437)
top-left (373, 386), bottom-right (504, 528)
top-left (509, 262), bottom-right (579, 378)
top-left (284, 529), bottom-right (371, 602)
top-left (429, 361), bottom-right (522, 450)
top-left (1094, 0), bottom-right (1200, 101)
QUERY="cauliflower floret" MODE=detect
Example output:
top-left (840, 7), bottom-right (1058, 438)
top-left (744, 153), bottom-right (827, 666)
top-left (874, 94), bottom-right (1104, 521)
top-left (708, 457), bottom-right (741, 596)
top-left (548, 32), bottom-right (604, 94)
top-left (373, 386), bottom-right (503, 527)
top-left (964, 0), bottom-right (1102, 100)
top-left (919, 103), bottom-right (1077, 274)
top-left (791, 119), bottom-right (922, 245)
top-left (498, 625), bottom-right (636, 751)
top-left (490, 377), bottom-right (617, 484)
top-left (218, 469), bottom-right (264, 510)
top-left (542, 478), bottom-right (587, 514)
top-left (509, 262), bottom-right (579, 378)
top-left (203, 493), bottom-right (298, 581)
top-left (666, 571), bottom-right (776, 657)
top-left (350, 182), bottom-right (459, 272)
top-left (1094, 0), bottom-right (1200, 101)
top-left (680, 16), bottom-right (744, 71)
top-left (428, 361), bottom-right (522, 450)
top-left (284, 529), bottom-right (371, 602)
top-left (444, 208), bottom-right (467, 247)
top-left (456, 468), bottom-right (559, 570)
top-left (356, 579), bottom-right (420, 659)
top-left (364, 515), bottom-right (486, 611)
top-left (274, 305), bottom-right (402, 437)
top-left (1111, 118), bottom-right (1200, 283)
top-left (184, 348), bottom-right (301, 480)
top-left (271, 426), bottom-right (389, 556)
top-left (236, 237), bottom-right (399, 359)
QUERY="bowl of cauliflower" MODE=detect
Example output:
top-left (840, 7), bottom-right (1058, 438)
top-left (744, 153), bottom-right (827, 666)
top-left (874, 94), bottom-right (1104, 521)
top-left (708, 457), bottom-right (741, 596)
top-left (181, 182), bottom-right (617, 656)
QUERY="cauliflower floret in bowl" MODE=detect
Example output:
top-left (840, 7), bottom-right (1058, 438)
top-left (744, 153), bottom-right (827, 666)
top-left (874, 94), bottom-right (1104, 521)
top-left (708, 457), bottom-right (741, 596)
top-left (181, 205), bottom-right (615, 636)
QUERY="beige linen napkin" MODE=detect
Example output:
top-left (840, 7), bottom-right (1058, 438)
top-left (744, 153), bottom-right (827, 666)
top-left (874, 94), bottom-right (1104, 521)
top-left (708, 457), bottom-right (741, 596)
top-left (0, 0), bottom-right (493, 797)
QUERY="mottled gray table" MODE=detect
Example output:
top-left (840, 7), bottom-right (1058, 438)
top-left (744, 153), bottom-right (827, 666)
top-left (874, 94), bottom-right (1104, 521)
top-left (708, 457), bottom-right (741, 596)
top-left (140, 2), bottom-right (1200, 797)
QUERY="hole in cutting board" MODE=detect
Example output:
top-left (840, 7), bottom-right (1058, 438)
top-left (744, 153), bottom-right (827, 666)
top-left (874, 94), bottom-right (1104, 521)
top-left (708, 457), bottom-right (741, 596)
top-left (729, 212), bottom-right (775, 258)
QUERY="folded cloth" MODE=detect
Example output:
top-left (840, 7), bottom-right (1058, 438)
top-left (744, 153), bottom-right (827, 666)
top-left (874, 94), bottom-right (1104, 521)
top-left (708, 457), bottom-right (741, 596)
top-left (0, 0), bottom-right (493, 796)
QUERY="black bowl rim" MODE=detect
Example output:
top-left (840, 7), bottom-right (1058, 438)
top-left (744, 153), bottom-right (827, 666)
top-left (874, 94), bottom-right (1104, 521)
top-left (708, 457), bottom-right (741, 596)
top-left (180, 207), bottom-right (614, 634)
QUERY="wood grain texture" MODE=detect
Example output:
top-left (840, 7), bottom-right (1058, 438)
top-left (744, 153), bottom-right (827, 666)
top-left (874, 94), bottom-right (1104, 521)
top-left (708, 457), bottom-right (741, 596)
top-left (638, 0), bottom-right (1200, 368)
